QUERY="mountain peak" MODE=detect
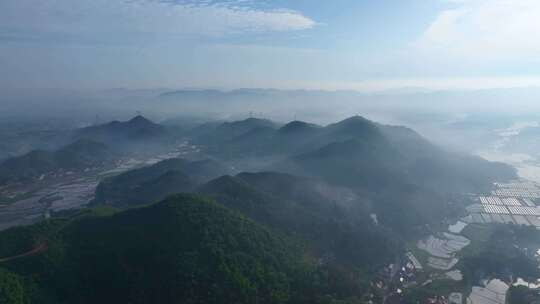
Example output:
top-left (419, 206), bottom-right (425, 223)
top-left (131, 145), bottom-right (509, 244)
top-left (278, 121), bottom-right (320, 134)
top-left (326, 115), bottom-right (380, 138)
top-left (128, 115), bottom-right (154, 125)
top-left (222, 117), bottom-right (278, 130)
top-left (336, 115), bottom-right (373, 125)
top-left (238, 117), bottom-right (273, 125)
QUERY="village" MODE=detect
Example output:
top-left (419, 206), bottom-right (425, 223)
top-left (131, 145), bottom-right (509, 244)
top-left (373, 180), bottom-right (540, 304)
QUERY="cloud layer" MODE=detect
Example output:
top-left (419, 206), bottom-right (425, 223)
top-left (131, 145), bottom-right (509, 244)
top-left (1, 0), bottom-right (316, 39)
top-left (416, 0), bottom-right (540, 60)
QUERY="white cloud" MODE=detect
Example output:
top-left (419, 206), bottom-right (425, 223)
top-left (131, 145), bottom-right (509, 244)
top-left (0, 0), bottom-right (315, 38)
top-left (415, 0), bottom-right (540, 60)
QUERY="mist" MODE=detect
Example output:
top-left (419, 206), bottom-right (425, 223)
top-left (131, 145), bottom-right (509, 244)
top-left (4, 86), bottom-right (540, 148)
top-left (4, 1), bottom-right (540, 303)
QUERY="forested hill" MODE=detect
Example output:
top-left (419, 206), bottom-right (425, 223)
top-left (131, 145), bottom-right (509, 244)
top-left (0, 115), bottom-right (521, 303)
top-left (181, 116), bottom-right (517, 235)
top-left (0, 139), bottom-right (114, 184)
top-left (89, 116), bottom-right (517, 237)
top-left (92, 158), bottom-right (232, 207)
top-left (0, 194), bottom-right (385, 303)
top-left (189, 116), bottom-right (516, 196)
top-left (74, 115), bottom-right (167, 145)
top-left (92, 166), bottom-right (399, 273)
top-left (199, 172), bottom-right (399, 271)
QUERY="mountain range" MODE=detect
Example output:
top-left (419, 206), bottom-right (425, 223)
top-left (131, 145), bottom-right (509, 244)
top-left (0, 139), bottom-right (114, 184)
top-left (0, 116), bottom-right (175, 184)
top-left (0, 114), bottom-right (519, 303)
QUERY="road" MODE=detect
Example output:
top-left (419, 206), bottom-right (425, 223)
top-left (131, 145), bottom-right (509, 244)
top-left (0, 242), bottom-right (48, 263)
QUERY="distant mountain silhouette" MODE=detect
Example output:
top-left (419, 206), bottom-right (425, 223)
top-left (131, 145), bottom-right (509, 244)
top-left (190, 118), bottom-right (280, 148)
top-left (189, 115), bottom-right (515, 192)
top-left (278, 121), bottom-right (321, 135)
top-left (0, 139), bottom-right (114, 183)
top-left (75, 115), bottom-right (167, 146)
top-left (158, 88), bottom-right (284, 100)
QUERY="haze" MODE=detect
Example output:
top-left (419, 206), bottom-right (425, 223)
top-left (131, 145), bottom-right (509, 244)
top-left (3, 1), bottom-right (540, 304)
top-left (2, 0), bottom-right (540, 90)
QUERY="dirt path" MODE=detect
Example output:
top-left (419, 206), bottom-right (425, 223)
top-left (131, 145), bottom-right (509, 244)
top-left (0, 242), bottom-right (48, 263)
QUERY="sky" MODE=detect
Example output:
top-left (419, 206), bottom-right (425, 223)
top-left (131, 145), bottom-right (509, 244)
top-left (2, 0), bottom-right (540, 91)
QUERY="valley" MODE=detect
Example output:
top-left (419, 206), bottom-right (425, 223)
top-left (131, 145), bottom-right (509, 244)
top-left (0, 115), bottom-right (539, 304)
top-left (4, 2), bottom-right (540, 302)
top-left (0, 141), bottom-right (201, 231)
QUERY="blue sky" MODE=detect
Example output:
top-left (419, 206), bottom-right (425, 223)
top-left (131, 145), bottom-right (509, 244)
top-left (2, 0), bottom-right (540, 91)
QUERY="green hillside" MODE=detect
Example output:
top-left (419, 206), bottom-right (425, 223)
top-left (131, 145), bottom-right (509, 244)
top-left (93, 158), bottom-right (230, 207)
top-left (0, 139), bottom-right (114, 184)
top-left (199, 172), bottom-right (400, 272)
top-left (0, 194), bottom-right (373, 304)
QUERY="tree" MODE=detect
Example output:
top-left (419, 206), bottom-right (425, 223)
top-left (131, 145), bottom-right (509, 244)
top-left (0, 268), bottom-right (25, 304)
